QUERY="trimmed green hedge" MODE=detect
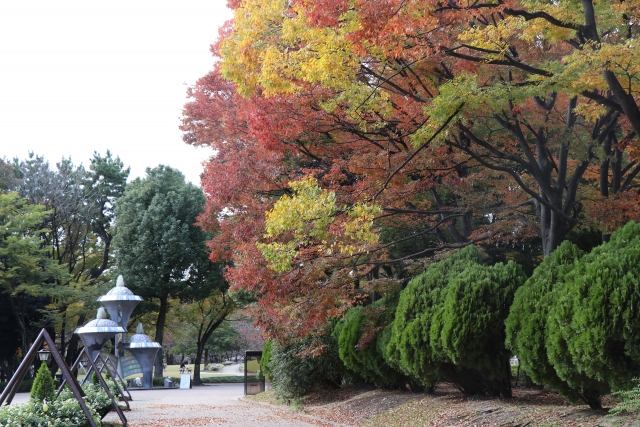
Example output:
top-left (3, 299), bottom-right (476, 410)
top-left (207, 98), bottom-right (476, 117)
top-left (149, 375), bottom-right (244, 387)
top-left (199, 375), bottom-right (244, 384)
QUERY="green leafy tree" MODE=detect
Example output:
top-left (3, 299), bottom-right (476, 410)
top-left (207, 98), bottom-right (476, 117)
top-left (0, 192), bottom-right (66, 359)
top-left (113, 165), bottom-right (214, 377)
top-left (13, 152), bottom-right (129, 364)
top-left (30, 363), bottom-right (55, 403)
top-left (173, 291), bottom-right (234, 384)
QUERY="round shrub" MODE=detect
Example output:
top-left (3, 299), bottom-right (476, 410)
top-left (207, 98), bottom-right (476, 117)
top-left (546, 221), bottom-right (640, 408)
top-left (505, 240), bottom-right (606, 406)
top-left (507, 222), bottom-right (640, 409)
top-left (386, 246), bottom-right (484, 390)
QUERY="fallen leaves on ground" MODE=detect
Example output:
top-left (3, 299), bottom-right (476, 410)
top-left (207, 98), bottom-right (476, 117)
top-left (254, 384), bottom-right (640, 427)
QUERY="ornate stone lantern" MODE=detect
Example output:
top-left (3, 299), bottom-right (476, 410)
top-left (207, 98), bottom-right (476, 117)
top-left (120, 323), bottom-right (161, 389)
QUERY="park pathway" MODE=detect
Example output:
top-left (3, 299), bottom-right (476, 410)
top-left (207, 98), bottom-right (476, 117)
top-left (102, 383), bottom-right (348, 427)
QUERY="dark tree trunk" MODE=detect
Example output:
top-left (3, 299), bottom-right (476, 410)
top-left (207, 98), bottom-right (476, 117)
top-left (193, 342), bottom-right (205, 385)
top-left (153, 294), bottom-right (169, 378)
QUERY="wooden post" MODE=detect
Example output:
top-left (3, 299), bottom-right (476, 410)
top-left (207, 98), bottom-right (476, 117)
top-left (58, 352), bottom-right (132, 409)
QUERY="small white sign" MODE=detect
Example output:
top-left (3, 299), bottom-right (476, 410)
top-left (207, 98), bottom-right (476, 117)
top-left (179, 374), bottom-right (191, 389)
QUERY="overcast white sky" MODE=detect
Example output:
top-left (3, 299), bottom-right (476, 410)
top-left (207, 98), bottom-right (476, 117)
top-left (0, 1), bottom-right (232, 185)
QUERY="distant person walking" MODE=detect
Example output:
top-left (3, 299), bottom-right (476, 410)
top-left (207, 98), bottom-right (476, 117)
top-left (180, 361), bottom-right (185, 374)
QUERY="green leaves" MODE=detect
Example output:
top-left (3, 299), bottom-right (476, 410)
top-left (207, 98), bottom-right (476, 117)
top-left (387, 246), bottom-right (524, 396)
top-left (114, 165), bottom-right (212, 299)
top-left (507, 222), bottom-right (640, 409)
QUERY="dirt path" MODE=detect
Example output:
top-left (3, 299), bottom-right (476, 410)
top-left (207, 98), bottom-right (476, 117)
top-left (102, 383), bottom-right (346, 427)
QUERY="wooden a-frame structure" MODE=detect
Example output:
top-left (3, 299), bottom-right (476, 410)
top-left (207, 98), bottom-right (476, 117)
top-left (59, 351), bottom-right (132, 409)
top-left (0, 328), bottom-right (127, 426)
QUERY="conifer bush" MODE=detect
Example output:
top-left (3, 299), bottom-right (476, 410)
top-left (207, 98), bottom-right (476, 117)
top-left (507, 222), bottom-right (640, 409)
top-left (387, 245), bottom-right (525, 397)
top-left (336, 296), bottom-right (417, 389)
top-left (30, 363), bottom-right (55, 403)
top-left (506, 240), bottom-right (606, 407)
top-left (260, 341), bottom-right (273, 381)
top-left (546, 221), bottom-right (640, 408)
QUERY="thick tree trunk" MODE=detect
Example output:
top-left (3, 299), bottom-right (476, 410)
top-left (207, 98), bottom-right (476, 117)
top-left (153, 294), bottom-right (169, 378)
top-left (537, 200), bottom-right (572, 257)
top-left (8, 295), bottom-right (29, 369)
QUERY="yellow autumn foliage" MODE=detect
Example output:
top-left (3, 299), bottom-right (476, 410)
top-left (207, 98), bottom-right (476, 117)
top-left (258, 176), bottom-right (381, 271)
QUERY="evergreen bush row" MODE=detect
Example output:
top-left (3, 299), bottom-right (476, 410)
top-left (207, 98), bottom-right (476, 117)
top-left (261, 222), bottom-right (640, 408)
top-left (506, 221), bottom-right (640, 409)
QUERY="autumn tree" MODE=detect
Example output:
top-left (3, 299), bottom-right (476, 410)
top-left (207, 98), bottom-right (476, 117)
top-left (182, 63), bottom-right (494, 341)
top-left (0, 158), bottom-right (19, 191)
top-left (183, 0), bottom-right (640, 346)
top-left (215, 0), bottom-right (640, 255)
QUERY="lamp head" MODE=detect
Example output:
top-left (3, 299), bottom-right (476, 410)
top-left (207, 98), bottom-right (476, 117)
top-left (37, 348), bottom-right (51, 362)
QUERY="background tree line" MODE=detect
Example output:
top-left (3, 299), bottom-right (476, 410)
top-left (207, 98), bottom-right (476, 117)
top-left (0, 156), bottom-right (236, 385)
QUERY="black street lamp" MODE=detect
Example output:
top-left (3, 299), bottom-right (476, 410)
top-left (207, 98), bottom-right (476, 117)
top-left (37, 348), bottom-right (51, 362)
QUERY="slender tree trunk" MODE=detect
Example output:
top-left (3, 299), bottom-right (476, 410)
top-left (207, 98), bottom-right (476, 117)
top-left (193, 341), bottom-right (205, 385)
top-left (153, 294), bottom-right (169, 378)
top-left (8, 295), bottom-right (29, 367)
top-left (65, 314), bottom-right (85, 367)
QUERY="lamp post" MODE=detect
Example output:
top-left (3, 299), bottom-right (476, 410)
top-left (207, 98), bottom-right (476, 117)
top-left (119, 323), bottom-right (161, 389)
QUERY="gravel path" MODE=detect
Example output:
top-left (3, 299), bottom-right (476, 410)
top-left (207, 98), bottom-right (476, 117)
top-left (102, 383), bottom-right (346, 427)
